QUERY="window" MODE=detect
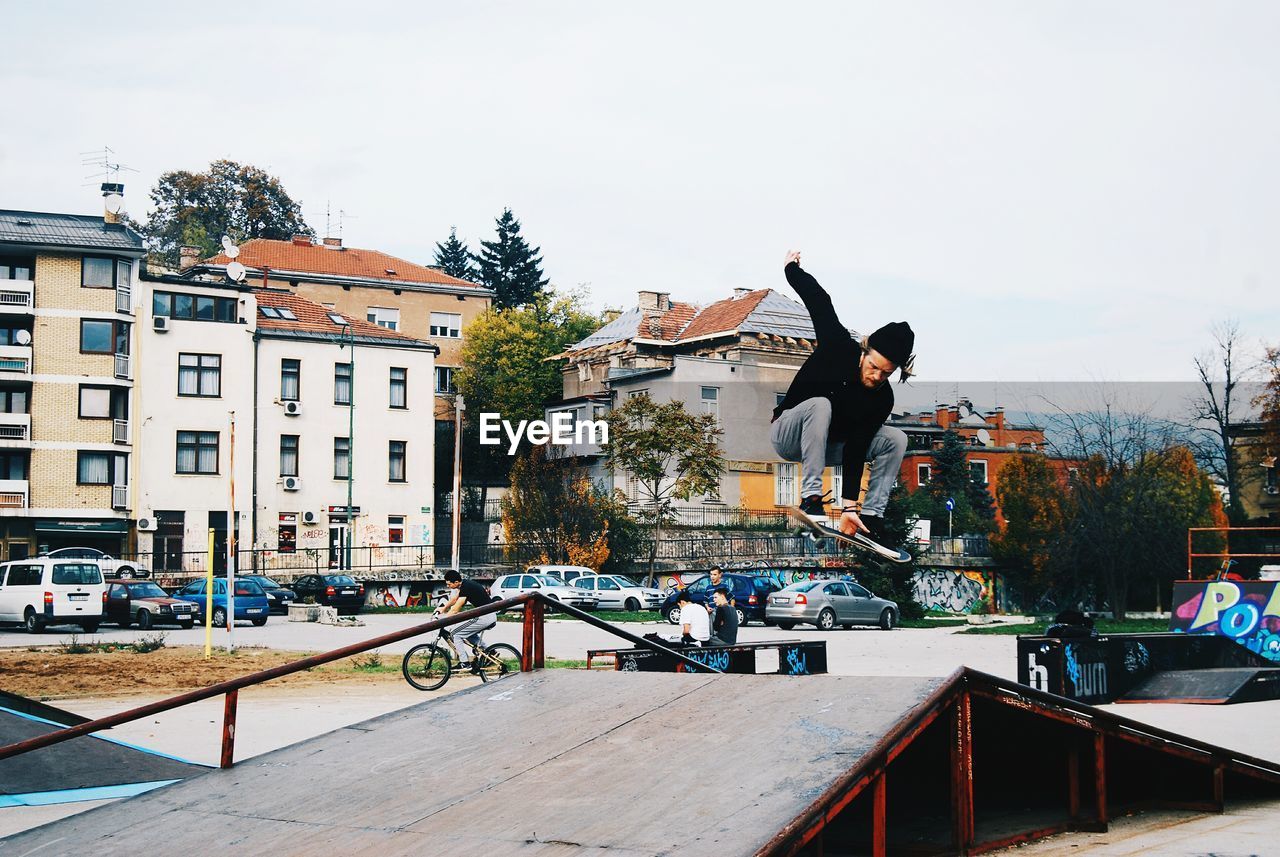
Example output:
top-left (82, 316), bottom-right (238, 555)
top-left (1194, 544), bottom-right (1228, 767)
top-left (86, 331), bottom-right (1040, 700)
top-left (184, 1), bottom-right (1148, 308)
top-left (4, 564), bottom-right (40, 586)
top-left (700, 386), bottom-right (719, 422)
top-left (0, 388), bottom-right (27, 414)
top-left (388, 515), bottom-right (405, 544)
top-left (429, 312), bottom-right (461, 338)
top-left (703, 474), bottom-right (722, 503)
top-left (77, 451), bottom-right (127, 485)
top-left (280, 359), bottom-right (300, 401)
top-left (176, 431), bottom-right (219, 474)
top-left (80, 319), bottom-right (114, 353)
top-left (367, 306), bottom-right (400, 331)
top-left (334, 437), bottom-right (350, 479)
top-left (327, 312), bottom-right (347, 325)
top-left (334, 363), bottom-right (352, 405)
top-left (259, 306), bottom-right (297, 321)
top-left (776, 462), bottom-right (798, 506)
top-left (178, 353), bottom-right (221, 397)
top-left (280, 435), bottom-right (299, 477)
top-left (390, 367), bottom-right (407, 408)
top-left (435, 366), bottom-right (456, 395)
top-left (153, 292), bottom-right (238, 323)
top-left (78, 385), bottom-right (127, 420)
top-left (917, 463), bottom-right (931, 486)
top-left (0, 255), bottom-right (34, 281)
top-left (278, 514), bottom-right (297, 554)
top-left (831, 464), bottom-right (843, 502)
top-left (0, 325), bottom-right (32, 346)
top-left (82, 256), bottom-right (119, 288)
top-left (389, 441), bottom-right (406, 482)
top-left (629, 389), bottom-right (648, 399)
top-left (969, 460), bottom-right (988, 485)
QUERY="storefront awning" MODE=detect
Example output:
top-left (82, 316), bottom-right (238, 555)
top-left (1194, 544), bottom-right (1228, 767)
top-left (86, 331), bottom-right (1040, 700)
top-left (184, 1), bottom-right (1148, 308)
top-left (35, 520), bottom-right (129, 534)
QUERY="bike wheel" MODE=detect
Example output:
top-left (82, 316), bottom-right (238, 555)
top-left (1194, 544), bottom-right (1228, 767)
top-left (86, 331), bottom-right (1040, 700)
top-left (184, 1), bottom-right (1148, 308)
top-left (477, 643), bottom-right (522, 683)
top-left (403, 643), bottom-right (452, 691)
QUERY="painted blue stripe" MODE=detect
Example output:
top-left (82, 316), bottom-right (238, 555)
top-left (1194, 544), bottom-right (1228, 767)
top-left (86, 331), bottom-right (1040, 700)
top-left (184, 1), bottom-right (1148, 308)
top-left (0, 705), bottom-right (208, 767)
top-left (0, 779), bottom-right (180, 807)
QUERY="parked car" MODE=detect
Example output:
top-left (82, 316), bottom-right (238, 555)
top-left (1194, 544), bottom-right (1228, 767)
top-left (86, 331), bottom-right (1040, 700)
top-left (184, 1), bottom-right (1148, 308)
top-left (529, 565), bottom-right (597, 585)
top-left (490, 573), bottom-right (598, 611)
top-left (0, 557), bottom-right (106, 633)
top-left (660, 573), bottom-right (781, 627)
top-left (106, 581), bottom-right (196, 629)
top-left (571, 574), bottom-right (664, 611)
top-left (288, 574), bottom-right (366, 614)
top-left (172, 577), bottom-right (271, 627)
top-left (240, 575), bottom-right (297, 614)
top-left (765, 579), bottom-right (898, 631)
top-left (42, 547), bottom-right (149, 580)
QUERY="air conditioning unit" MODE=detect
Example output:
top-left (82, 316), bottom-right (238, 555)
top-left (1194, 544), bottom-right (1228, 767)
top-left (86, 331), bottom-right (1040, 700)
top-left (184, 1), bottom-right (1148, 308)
top-left (137, 515), bottom-right (158, 532)
top-left (153, 316), bottom-right (169, 333)
top-left (281, 476), bottom-right (302, 491)
top-left (283, 400), bottom-right (302, 416)
top-left (301, 510), bottom-right (318, 525)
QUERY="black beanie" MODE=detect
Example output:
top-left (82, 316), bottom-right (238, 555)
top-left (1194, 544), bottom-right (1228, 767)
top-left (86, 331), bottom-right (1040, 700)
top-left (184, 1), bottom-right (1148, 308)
top-left (867, 321), bottom-right (914, 367)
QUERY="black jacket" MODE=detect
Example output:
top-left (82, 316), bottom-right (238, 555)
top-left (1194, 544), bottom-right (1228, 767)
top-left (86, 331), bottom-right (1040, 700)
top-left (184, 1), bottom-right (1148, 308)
top-left (773, 261), bottom-right (894, 502)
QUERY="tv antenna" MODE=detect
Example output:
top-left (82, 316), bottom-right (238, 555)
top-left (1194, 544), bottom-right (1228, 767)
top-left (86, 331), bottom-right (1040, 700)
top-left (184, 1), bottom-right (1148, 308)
top-left (80, 146), bottom-right (138, 185)
top-left (319, 201), bottom-right (357, 241)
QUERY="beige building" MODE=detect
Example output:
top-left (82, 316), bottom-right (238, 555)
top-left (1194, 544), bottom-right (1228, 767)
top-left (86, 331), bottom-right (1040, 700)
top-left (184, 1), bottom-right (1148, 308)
top-left (0, 185), bottom-right (143, 559)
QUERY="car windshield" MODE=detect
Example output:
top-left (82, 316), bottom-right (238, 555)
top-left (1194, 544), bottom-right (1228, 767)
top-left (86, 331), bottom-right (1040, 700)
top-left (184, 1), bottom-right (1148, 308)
top-left (234, 579), bottom-right (265, 595)
top-left (789, 581), bottom-right (821, 593)
top-left (603, 576), bottom-right (629, 588)
top-left (535, 575), bottom-right (563, 587)
top-left (52, 563), bottom-right (102, 585)
top-left (327, 576), bottom-right (356, 585)
top-left (128, 583), bottom-right (168, 598)
top-left (248, 576), bottom-right (280, 588)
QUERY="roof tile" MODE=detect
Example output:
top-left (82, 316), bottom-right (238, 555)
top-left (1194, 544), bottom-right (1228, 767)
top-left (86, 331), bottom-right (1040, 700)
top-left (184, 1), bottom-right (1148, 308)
top-left (253, 289), bottom-right (419, 343)
top-left (205, 238), bottom-right (483, 289)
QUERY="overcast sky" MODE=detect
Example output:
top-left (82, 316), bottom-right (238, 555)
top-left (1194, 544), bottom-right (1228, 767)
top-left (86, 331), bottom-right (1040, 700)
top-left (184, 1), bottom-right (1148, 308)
top-left (4, 1), bottom-right (1278, 383)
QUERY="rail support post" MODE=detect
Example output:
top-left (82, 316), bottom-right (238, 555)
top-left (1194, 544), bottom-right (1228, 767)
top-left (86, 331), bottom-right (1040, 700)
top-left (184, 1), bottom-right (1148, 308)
top-left (221, 689), bottom-right (238, 769)
top-left (950, 691), bottom-right (974, 852)
top-left (521, 597), bottom-right (544, 671)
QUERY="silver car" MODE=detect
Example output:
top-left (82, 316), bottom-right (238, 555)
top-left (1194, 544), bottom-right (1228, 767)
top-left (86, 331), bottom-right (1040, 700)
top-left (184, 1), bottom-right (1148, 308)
top-left (490, 573), bottom-right (599, 611)
top-left (765, 579), bottom-right (898, 631)
top-left (571, 574), bottom-right (664, 611)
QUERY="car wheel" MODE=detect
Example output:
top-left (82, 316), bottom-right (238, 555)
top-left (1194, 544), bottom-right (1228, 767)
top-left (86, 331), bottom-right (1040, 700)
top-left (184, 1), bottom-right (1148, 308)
top-left (817, 608), bottom-right (836, 631)
top-left (777, 621), bottom-right (795, 631)
top-left (179, 621), bottom-right (194, 630)
top-left (137, 609), bottom-right (153, 630)
top-left (80, 621), bottom-right (99, 634)
top-left (735, 607), bottom-right (747, 627)
top-left (879, 609), bottom-right (896, 631)
top-left (24, 609), bottom-right (44, 634)
top-left (213, 607), bottom-right (228, 628)
top-left (665, 605), bottom-right (682, 625)
top-left (624, 597), bottom-right (640, 612)
top-left (251, 617), bottom-right (268, 627)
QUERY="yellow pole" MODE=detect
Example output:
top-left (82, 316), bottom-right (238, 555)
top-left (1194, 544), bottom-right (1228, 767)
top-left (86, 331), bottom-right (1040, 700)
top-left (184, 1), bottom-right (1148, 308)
top-left (204, 528), bottom-right (214, 659)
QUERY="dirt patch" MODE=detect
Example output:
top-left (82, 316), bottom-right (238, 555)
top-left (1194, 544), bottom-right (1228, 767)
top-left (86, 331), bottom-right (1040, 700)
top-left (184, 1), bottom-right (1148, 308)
top-left (1, 644), bottom-right (404, 701)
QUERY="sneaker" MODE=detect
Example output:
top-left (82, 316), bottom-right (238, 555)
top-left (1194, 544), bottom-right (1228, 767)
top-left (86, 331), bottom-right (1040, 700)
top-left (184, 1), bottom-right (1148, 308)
top-left (859, 514), bottom-right (890, 546)
top-left (798, 493), bottom-right (831, 525)
top-left (463, 662), bottom-right (479, 675)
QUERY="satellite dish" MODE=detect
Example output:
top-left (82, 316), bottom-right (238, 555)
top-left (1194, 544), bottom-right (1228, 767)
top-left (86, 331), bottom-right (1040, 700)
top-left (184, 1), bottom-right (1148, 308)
top-left (104, 193), bottom-right (124, 215)
top-left (221, 236), bottom-right (240, 259)
top-left (976, 428), bottom-right (992, 447)
top-left (226, 261), bottom-right (247, 283)
top-left (14, 330), bottom-right (32, 346)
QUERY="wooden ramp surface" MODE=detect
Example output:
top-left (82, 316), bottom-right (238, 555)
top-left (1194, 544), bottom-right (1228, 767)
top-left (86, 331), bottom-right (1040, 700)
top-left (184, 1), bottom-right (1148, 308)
top-left (0, 672), bottom-right (944, 856)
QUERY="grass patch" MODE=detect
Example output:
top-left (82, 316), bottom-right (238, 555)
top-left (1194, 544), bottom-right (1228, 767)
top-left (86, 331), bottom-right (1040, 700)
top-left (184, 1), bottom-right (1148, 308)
top-left (961, 618), bottom-right (1171, 635)
top-left (55, 633), bottom-right (169, 655)
top-left (349, 652), bottom-right (385, 672)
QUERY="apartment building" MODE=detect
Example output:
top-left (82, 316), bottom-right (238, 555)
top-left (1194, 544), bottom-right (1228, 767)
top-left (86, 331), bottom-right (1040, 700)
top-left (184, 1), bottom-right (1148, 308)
top-left (0, 186), bottom-right (142, 559)
top-left (134, 276), bottom-right (438, 572)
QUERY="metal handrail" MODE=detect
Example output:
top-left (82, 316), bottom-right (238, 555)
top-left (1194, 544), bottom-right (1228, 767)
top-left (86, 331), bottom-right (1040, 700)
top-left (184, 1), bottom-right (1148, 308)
top-left (1186, 526), bottom-right (1280, 578)
top-left (0, 591), bottom-right (720, 769)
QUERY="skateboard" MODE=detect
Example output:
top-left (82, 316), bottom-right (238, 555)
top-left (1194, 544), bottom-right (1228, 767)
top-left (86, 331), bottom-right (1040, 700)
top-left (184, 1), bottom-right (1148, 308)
top-left (783, 506), bottom-right (912, 564)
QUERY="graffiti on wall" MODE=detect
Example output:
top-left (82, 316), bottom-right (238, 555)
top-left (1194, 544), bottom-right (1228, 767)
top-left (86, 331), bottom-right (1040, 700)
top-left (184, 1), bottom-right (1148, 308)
top-left (911, 569), bottom-right (992, 614)
top-left (369, 582), bottom-right (443, 609)
top-left (1171, 580), bottom-right (1280, 662)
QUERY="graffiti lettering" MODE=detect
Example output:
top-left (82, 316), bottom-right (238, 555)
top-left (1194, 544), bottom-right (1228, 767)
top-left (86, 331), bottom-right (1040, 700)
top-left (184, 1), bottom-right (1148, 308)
top-left (1172, 581), bottom-right (1280, 662)
top-left (684, 649), bottom-right (731, 671)
top-left (911, 570), bottom-right (990, 614)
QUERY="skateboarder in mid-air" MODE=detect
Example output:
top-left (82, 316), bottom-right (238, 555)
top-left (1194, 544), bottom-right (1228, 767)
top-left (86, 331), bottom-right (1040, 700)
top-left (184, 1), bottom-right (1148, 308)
top-left (772, 250), bottom-right (915, 550)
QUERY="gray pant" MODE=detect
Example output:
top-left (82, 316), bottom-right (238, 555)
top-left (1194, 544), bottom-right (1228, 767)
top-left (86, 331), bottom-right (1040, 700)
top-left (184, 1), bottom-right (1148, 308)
top-left (770, 397), bottom-right (908, 517)
top-left (450, 613), bottom-right (497, 664)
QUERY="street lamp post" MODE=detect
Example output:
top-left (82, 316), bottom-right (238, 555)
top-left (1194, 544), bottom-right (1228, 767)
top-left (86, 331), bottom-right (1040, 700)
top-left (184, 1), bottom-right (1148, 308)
top-left (340, 324), bottom-right (355, 570)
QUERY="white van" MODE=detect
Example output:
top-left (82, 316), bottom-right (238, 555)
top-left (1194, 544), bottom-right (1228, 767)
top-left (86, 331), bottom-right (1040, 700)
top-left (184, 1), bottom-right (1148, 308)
top-left (528, 565), bottom-right (598, 585)
top-left (0, 558), bottom-right (107, 633)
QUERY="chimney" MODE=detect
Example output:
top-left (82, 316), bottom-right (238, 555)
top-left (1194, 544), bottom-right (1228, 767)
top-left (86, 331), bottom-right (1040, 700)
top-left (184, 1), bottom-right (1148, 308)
top-left (637, 290), bottom-right (670, 313)
top-left (100, 182), bottom-right (124, 225)
top-left (323, 236), bottom-right (342, 248)
top-left (291, 234), bottom-right (312, 246)
top-left (179, 246), bottom-right (202, 269)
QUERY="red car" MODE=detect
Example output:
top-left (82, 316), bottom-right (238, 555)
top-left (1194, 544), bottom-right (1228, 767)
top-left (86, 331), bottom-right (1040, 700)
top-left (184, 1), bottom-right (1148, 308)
top-left (106, 581), bottom-right (197, 629)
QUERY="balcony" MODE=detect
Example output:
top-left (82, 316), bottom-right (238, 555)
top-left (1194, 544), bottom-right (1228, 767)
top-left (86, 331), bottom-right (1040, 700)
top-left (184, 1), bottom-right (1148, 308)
top-left (113, 418), bottom-right (130, 444)
top-left (0, 280), bottom-right (33, 314)
top-left (0, 345), bottom-right (32, 376)
top-left (114, 353), bottom-right (131, 380)
top-left (0, 413), bottom-right (31, 448)
top-left (0, 479), bottom-right (29, 509)
top-left (112, 484), bottom-right (128, 510)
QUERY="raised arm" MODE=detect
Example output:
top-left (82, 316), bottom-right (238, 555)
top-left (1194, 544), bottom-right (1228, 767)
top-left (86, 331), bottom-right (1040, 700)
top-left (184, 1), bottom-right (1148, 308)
top-left (783, 251), bottom-right (850, 347)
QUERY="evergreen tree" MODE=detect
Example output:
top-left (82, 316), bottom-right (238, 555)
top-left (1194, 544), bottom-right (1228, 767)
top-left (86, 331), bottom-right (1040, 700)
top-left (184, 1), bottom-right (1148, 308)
top-left (926, 430), bottom-right (984, 534)
top-left (433, 227), bottom-right (479, 282)
top-left (474, 208), bottom-right (549, 309)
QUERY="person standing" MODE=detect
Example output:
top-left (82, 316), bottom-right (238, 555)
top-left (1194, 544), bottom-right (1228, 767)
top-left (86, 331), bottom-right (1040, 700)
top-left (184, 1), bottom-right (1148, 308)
top-left (771, 250), bottom-right (915, 547)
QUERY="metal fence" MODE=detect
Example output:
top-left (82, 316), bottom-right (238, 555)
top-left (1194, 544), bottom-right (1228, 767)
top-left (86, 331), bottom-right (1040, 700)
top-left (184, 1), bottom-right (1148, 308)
top-left (626, 505), bottom-right (791, 529)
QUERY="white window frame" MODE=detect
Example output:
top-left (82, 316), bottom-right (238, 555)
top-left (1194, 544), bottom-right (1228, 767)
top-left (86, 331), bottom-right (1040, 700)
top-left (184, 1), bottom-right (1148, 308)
top-left (969, 459), bottom-right (989, 485)
top-left (700, 386), bottom-right (719, 423)
top-left (917, 463), bottom-right (931, 486)
top-left (366, 306), bottom-right (400, 331)
top-left (429, 312), bottom-right (462, 338)
top-left (776, 462), bottom-right (798, 506)
top-left (435, 366), bottom-right (457, 395)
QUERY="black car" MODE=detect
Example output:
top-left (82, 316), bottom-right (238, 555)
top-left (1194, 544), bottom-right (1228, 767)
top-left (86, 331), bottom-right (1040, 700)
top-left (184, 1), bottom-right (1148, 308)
top-left (242, 575), bottom-right (297, 614)
top-left (290, 574), bottom-right (365, 614)
top-left (660, 573), bottom-right (781, 627)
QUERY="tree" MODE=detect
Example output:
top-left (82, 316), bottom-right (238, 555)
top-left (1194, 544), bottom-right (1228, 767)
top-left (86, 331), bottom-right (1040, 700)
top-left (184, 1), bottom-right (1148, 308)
top-left (990, 455), bottom-right (1072, 590)
top-left (924, 430), bottom-right (992, 536)
top-left (1189, 321), bottom-right (1250, 523)
top-left (133, 160), bottom-right (313, 267)
top-left (474, 208), bottom-right (548, 309)
top-left (434, 227), bottom-right (479, 282)
top-left (1256, 344), bottom-right (1280, 465)
top-left (605, 393), bottom-right (724, 584)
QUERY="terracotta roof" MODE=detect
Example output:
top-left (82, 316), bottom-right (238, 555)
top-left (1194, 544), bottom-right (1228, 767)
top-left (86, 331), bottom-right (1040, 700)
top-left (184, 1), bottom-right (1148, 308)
top-left (203, 238), bottom-right (484, 289)
top-left (677, 290), bottom-right (771, 340)
top-left (253, 289), bottom-right (420, 343)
